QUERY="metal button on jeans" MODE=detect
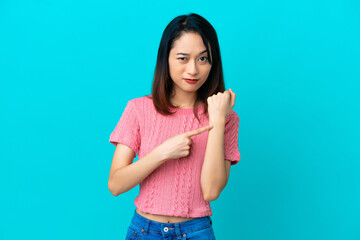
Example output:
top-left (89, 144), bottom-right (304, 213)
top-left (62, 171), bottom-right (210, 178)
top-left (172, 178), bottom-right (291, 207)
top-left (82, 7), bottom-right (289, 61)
top-left (163, 227), bottom-right (169, 232)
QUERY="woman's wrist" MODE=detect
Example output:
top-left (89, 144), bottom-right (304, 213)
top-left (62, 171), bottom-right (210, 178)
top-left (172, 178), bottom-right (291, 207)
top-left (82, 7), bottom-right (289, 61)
top-left (209, 117), bottom-right (226, 127)
top-left (152, 145), bottom-right (168, 163)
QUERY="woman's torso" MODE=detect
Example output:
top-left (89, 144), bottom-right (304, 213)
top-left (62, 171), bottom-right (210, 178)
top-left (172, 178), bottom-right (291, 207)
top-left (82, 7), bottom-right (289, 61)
top-left (122, 97), bottom-right (212, 219)
top-left (136, 208), bottom-right (195, 223)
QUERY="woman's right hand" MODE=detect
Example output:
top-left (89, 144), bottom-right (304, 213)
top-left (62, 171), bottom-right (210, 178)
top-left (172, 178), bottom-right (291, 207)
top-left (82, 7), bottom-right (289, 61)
top-left (156, 125), bottom-right (213, 161)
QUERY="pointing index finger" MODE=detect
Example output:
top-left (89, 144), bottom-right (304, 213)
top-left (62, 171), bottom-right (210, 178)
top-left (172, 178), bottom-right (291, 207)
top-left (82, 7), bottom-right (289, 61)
top-left (186, 125), bottom-right (213, 137)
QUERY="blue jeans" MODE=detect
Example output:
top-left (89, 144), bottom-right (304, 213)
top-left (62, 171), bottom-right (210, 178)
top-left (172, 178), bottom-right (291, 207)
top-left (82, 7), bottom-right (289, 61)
top-left (125, 209), bottom-right (216, 240)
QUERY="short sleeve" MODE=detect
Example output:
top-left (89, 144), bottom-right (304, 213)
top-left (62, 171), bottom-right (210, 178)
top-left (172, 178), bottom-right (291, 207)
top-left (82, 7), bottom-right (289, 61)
top-left (109, 100), bottom-right (141, 156)
top-left (224, 111), bottom-right (241, 165)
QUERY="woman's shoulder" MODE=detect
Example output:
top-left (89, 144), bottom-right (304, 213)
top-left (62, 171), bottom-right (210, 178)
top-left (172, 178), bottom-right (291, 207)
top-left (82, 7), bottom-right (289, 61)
top-left (125, 95), bottom-right (154, 117)
top-left (128, 95), bottom-right (152, 105)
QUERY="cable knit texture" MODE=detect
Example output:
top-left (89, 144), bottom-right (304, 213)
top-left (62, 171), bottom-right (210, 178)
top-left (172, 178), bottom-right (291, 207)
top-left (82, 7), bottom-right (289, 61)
top-left (109, 96), bottom-right (241, 218)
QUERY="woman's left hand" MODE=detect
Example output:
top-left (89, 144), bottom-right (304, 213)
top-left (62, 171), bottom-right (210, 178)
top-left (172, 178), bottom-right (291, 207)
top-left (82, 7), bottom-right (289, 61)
top-left (207, 88), bottom-right (236, 125)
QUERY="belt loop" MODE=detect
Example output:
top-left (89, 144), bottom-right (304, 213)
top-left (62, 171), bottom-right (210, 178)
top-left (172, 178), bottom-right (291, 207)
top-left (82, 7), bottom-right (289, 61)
top-left (207, 216), bottom-right (213, 225)
top-left (142, 219), bottom-right (150, 235)
top-left (175, 223), bottom-right (182, 239)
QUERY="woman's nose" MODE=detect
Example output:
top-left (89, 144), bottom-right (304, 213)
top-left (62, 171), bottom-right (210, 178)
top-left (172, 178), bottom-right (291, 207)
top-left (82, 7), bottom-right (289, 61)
top-left (186, 60), bottom-right (199, 75)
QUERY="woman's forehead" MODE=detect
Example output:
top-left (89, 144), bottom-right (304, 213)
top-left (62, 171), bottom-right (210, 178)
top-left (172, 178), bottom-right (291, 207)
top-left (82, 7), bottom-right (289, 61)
top-left (171, 34), bottom-right (209, 53)
top-left (174, 32), bottom-right (203, 45)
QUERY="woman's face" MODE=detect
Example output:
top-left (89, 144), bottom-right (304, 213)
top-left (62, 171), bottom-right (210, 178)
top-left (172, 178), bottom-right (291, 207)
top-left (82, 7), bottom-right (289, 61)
top-left (168, 32), bottom-right (212, 96)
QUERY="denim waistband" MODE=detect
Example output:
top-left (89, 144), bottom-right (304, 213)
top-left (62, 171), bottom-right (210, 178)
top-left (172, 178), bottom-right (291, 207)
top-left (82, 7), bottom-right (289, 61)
top-left (130, 209), bottom-right (213, 237)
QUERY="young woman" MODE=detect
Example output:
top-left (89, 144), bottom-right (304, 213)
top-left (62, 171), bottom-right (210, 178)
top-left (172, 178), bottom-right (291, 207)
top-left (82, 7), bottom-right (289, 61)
top-left (108, 13), bottom-right (240, 240)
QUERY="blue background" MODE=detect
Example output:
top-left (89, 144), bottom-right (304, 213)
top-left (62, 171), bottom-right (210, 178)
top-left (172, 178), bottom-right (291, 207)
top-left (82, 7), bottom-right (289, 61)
top-left (1, 0), bottom-right (359, 239)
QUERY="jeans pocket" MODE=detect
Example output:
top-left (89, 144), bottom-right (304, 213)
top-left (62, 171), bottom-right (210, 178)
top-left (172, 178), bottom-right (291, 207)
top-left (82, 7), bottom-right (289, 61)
top-left (185, 225), bottom-right (215, 240)
top-left (125, 224), bottom-right (141, 240)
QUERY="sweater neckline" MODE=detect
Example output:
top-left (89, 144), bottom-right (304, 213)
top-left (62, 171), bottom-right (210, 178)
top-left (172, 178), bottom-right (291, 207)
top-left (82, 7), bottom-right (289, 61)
top-left (143, 96), bottom-right (205, 116)
top-left (169, 103), bottom-right (205, 115)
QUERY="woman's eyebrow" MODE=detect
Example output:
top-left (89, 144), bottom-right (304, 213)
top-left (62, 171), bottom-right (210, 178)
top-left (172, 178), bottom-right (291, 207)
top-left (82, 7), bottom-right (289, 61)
top-left (175, 50), bottom-right (207, 56)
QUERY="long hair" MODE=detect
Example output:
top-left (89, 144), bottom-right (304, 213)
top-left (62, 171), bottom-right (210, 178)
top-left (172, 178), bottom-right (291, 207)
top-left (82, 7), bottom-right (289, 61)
top-left (145, 13), bottom-right (225, 123)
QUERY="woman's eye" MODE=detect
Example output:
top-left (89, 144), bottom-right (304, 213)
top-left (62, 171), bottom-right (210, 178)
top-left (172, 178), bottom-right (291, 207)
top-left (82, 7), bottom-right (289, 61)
top-left (199, 56), bottom-right (207, 61)
top-left (178, 57), bottom-right (187, 61)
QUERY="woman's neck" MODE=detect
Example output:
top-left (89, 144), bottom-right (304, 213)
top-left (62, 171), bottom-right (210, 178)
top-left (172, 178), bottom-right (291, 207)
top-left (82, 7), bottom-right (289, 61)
top-left (170, 92), bottom-right (198, 108)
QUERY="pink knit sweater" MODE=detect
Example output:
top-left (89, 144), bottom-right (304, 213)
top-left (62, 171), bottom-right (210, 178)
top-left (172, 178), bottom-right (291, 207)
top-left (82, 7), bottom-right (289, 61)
top-left (109, 96), bottom-right (240, 218)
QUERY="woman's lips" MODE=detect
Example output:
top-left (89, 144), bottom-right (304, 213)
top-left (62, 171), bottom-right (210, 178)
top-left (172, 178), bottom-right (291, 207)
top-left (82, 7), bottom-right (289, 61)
top-left (184, 78), bottom-right (199, 84)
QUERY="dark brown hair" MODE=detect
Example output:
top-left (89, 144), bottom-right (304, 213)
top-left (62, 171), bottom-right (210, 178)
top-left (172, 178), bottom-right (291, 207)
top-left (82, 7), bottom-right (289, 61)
top-left (145, 13), bottom-right (226, 123)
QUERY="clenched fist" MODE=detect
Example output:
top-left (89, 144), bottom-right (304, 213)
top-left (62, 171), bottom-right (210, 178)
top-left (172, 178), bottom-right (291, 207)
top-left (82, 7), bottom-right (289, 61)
top-left (207, 88), bottom-right (236, 125)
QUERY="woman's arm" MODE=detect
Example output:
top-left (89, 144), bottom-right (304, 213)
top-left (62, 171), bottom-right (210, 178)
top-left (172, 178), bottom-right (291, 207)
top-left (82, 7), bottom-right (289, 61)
top-left (201, 119), bottom-right (231, 202)
top-left (201, 89), bottom-right (236, 201)
top-left (108, 143), bottom-right (166, 196)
